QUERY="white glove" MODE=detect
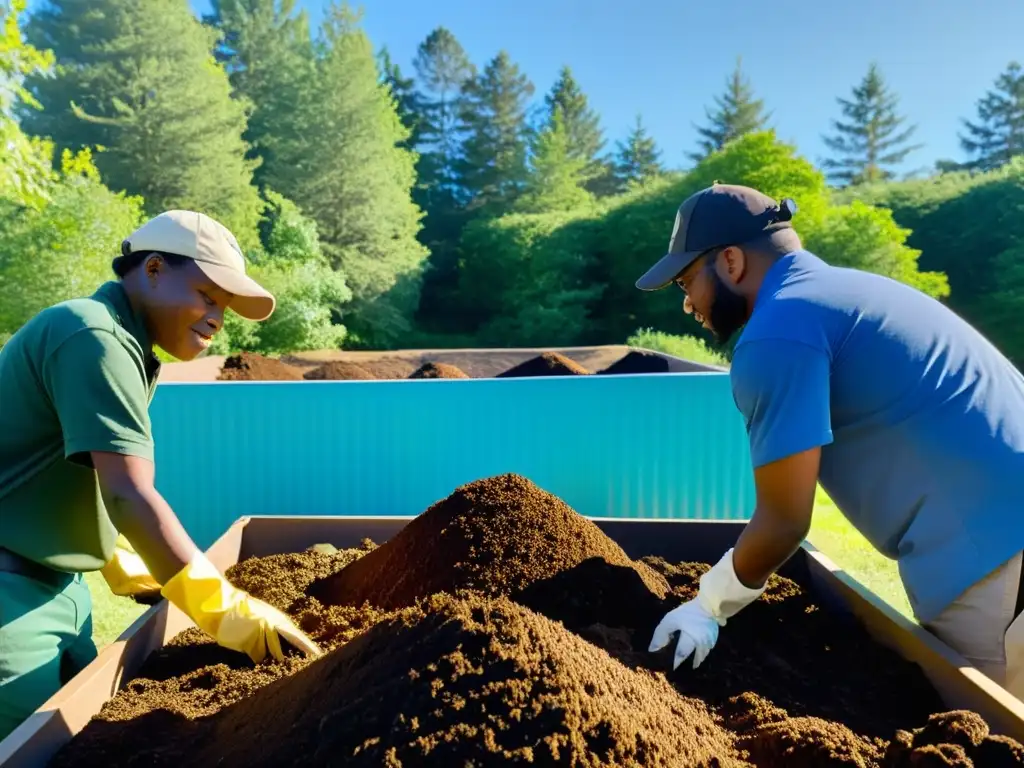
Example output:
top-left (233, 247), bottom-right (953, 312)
top-left (648, 548), bottom-right (767, 670)
top-left (648, 599), bottom-right (721, 669)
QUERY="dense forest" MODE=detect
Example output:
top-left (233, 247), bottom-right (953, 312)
top-left (2, 0), bottom-right (1023, 365)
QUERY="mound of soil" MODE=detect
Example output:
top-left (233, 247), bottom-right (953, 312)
top-left (48, 545), bottom-right (399, 768)
top-left (599, 350), bottom-right (672, 375)
top-left (217, 352), bottom-right (304, 381)
top-left (50, 474), bottom-right (1024, 768)
top-left (882, 710), bottom-right (1024, 766)
top-left (215, 596), bottom-right (743, 766)
top-left (302, 361), bottom-right (375, 380)
top-left (359, 358), bottom-right (416, 379)
top-left (635, 557), bottom-right (946, 740)
top-left (408, 361), bottom-right (470, 379)
top-left (496, 351), bottom-right (591, 377)
top-left (307, 473), bottom-right (669, 610)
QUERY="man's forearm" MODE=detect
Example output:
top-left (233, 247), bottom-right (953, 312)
top-left (103, 485), bottom-right (200, 585)
top-left (730, 505), bottom-right (810, 589)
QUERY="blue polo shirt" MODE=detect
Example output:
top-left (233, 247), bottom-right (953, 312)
top-left (730, 249), bottom-right (1024, 623)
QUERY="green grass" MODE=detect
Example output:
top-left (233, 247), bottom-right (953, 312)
top-left (626, 328), bottom-right (731, 367)
top-left (84, 489), bottom-right (913, 650)
top-left (84, 571), bottom-right (148, 650)
top-left (806, 486), bottom-right (913, 618)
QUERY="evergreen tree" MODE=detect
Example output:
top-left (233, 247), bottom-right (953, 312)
top-left (543, 65), bottom-right (612, 194)
top-left (21, 0), bottom-right (264, 247)
top-left (378, 45), bottom-right (423, 151)
top-left (934, 158), bottom-right (963, 174)
top-left (204, 0), bottom-right (318, 197)
top-left (410, 26), bottom-right (475, 329)
top-left (959, 61), bottom-right (1024, 171)
top-left (822, 63), bottom-right (921, 186)
top-left (690, 57), bottom-right (770, 162)
top-left (412, 26), bottom-right (475, 210)
top-left (457, 50), bottom-right (535, 212)
top-left (613, 114), bottom-right (664, 190)
top-left (292, 2), bottom-right (427, 348)
top-left (518, 107), bottom-right (593, 214)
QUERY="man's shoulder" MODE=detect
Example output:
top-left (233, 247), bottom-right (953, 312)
top-left (4, 290), bottom-right (124, 366)
top-left (37, 284), bottom-right (125, 337)
top-left (736, 292), bottom-right (835, 355)
top-left (738, 251), bottom-right (912, 351)
top-left (47, 295), bottom-right (119, 333)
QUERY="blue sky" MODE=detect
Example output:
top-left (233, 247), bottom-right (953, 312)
top-left (48, 0), bottom-right (1024, 176)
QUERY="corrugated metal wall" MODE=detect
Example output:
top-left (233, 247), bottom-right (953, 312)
top-left (151, 372), bottom-right (755, 549)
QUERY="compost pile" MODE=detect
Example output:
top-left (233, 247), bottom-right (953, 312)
top-left (302, 360), bottom-right (375, 380)
top-left (496, 351), bottom-right (591, 377)
top-left (307, 472), bottom-right (669, 610)
top-left (214, 349), bottom-right (683, 380)
top-left (408, 361), bottom-right (470, 379)
top-left (52, 475), bottom-right (1024, 768)
top-left (359, 357), bottom-right (416, 379)
top-left (217, 352), bottom-right (304, 381)
top-left (599, 349), bottom-right (672, 374)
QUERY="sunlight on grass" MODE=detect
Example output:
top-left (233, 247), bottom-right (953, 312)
top-left (808, 486), bottom-right (913, 619)
top-left (627, 328), bottom-right (730, 367)
top-left (84, 571), bottom-right (147, 650)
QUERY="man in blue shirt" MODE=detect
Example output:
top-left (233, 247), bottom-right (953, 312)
top-left (636, 183), bottom-right (1024, 699)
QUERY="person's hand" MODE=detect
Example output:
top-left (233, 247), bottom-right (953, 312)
top-left (160, 550), bottom-right (322, 663)
top-left (649, 547), bottom-right (767, 670)
top-left (100, 534), bottom-right (163, 598)
top-left (648, 598), bottom-right (722, 669)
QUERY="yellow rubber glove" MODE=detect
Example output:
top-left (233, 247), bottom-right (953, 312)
top-left (100, 534), bottom-right (162, 597)
top-left (160, 550), bottom-right (322, 664)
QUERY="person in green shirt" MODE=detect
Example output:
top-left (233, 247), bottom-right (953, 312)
top-left (0, 210), bottom-right (321, 744)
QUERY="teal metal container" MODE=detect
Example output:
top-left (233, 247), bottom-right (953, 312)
top-left (150, 359), bottom-right (755, 549)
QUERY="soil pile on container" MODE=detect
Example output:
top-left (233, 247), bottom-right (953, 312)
top-left (185, 595), bottom-right (742, 767)
top-left (302, 361), bottom-right (375, 380)
top-left (599, 350), bottom-right (672, 374)
top-left (217, 352), bottom-right (304, 381)
top-left (359, 357), bottom-right (416, 379)
top-left (722, 692), bottom-right (884, 767)
top-left (50, 473), bottom-right (1024, 768)
top-left (882, 710), bottom-right (1024, 766)
top-left (496, 351), bottom-right (591, 377)
top-left (638, 557), bottom-right (946, 741)
top-left (307, 472), bottom-right (669, 610)
top-left (408, 361), bottom-right (470, 379)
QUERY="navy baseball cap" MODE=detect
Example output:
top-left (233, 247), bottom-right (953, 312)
top-left (635, 183), bottom-right (798, 291)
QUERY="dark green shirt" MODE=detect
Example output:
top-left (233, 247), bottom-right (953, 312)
top-left (0, 282), bottom-right (161, 571)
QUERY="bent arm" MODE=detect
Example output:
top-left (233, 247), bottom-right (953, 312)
top-left (732, 447), bottom-right (820, 587)
top-left (728, 338), bottom-right (833, 588)
top-left (92, 452), bottom-right (199, 585)
top-left (43, 328), bottom-right (319, 660)
top-left (43, 328), bottom-right (199, 582)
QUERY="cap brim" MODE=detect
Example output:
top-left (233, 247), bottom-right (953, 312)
top-left (635, 250), bottom-right (701, 292)
top-left (194, 261), bottom-right (276, 321)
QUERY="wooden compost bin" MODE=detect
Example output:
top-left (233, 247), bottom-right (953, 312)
top-left (3, 516), bottom-right (1024, 767)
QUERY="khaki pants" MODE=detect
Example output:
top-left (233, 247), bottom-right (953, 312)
top-left (924, 552), bottom-right (1024, 701)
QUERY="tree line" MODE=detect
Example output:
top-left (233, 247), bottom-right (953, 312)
top-left (2, 0), bottom-right (1023, 365)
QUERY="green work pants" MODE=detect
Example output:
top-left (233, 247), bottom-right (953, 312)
top-left (0, 571), bottom-right (97, 744)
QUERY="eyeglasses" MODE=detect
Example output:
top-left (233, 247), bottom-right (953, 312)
top-left (672, 246), bottom-right (725, 294)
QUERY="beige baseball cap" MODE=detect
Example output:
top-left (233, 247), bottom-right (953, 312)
top-left (121, 210), bottom-right (275, 321)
